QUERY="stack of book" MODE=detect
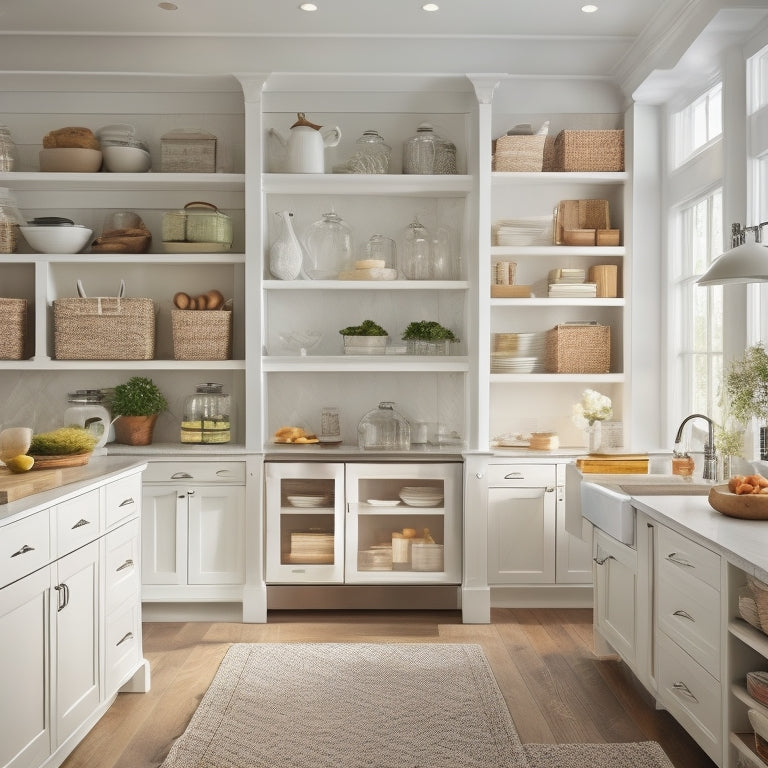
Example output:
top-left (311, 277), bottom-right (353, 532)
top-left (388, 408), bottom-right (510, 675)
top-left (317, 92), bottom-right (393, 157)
top-left (547, 267), bottom-right (597, 298)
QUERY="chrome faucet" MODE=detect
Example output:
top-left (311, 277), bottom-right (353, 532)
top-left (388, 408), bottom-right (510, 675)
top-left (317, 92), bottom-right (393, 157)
top-left (674, 413), bottom-right (718, 480)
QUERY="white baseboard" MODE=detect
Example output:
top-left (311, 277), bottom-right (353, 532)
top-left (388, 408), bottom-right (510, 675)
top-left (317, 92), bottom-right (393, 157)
top-left (490, 585), bottom-right (593, 608)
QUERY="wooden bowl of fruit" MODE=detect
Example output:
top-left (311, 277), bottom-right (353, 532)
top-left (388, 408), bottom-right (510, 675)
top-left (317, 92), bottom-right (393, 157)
top-left (708, 474), bottom-right (768, 519)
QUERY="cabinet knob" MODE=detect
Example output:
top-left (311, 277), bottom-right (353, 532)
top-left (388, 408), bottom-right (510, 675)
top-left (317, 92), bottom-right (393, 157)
top-left (116, 631), bottom-right (134, 647)
top-left (673, 609), bottom-right (696, 623)
top-left (72, 518), bottom-right (92, 529)
top-left (475, 472), bottom-right (484, 479)
top-left (593, 554), bottom-right (614, 566)
top-left (171, 472), bottom-right (194, 480)
top-left (116, 558), bottom-right (134, 572)
top-left (119, 497), bottom-right (135, 507)
top-left (11, 543), bottom-right (35, 558)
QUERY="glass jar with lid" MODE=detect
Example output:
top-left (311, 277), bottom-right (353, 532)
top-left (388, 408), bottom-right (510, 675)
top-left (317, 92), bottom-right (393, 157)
top-left (403, 122), bottom-right (438, 174)
top-left (346, 129), bottom-right (391, 174)
top-left (400, 215), bottom-right (432, 280)
top-left (63, 390), bottom-right (112, 449)
top-left (303, 207), bottom-right (353, 279)
top-left (0, 187), bottom-right (25, 254)
top-left (181, 383), bottom-right (231, 444)
top-left (357, 401), bottom-right (411, 451)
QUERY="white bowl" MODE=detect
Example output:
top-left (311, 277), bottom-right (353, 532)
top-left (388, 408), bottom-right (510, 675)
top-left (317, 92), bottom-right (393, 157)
top-left (39, 148), bottom-right (102, 172)
top-left (20, 225), bottom-right (93, 254)
top-left (102, 145), bottom-right (151, 173)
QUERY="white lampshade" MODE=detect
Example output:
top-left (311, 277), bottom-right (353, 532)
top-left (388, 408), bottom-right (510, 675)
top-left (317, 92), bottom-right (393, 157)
top-left (697, 241), bottom-right (768, 285)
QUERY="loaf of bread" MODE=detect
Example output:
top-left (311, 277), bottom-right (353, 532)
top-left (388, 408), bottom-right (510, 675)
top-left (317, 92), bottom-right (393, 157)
top-left (42, 127), bottom-right (100, 150)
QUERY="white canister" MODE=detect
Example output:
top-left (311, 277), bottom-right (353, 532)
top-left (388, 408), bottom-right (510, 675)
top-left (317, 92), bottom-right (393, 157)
top-left (63, 390), bottom-right (112, 449)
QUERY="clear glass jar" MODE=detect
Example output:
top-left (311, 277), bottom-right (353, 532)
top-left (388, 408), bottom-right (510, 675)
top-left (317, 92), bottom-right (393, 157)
top-left (400, 215), bottom-right (431, 280)
top-left (403, 122), bottom-right (438, 174)
top-left (0, 126), bottom-right (19, 172)
top-left (346, 129), bottom-right (391, 174)
top-left (0, 187), bottom-right (25, 254)
top-left (433, 136), bottom-right (457, 175)
top-left (303, 207), bottom-right (353, 279)
top-left (181, 383), bottom-right (231, 444)
top-left (63, 390), bottom-right (111, 449)
top-left (357, 401), bottom-right (411, 451)
top-left (362, 233), bottom-right (396, 270)
top-left (430, 224), bottom-right (458, 280)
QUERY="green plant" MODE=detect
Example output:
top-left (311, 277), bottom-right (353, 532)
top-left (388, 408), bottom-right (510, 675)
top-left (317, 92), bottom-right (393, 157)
top-left (339, 319), bottom-right (388, 336)
top-left (401, 320), bottom-right (459, 342)
top-left (110, 376), bottom-right (168, 417)
top-left (29, 427), bottom-right (97, 455)
top-left (725, 343), bottom-right (768, 424)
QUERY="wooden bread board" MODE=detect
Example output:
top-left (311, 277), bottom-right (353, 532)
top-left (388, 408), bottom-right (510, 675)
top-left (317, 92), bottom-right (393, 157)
top-left (0, 467), bottom-right (64, 504)
top-left (576, 454), bottom-right (649, 474)
top-left (491, 284), bottom-right (532, 298)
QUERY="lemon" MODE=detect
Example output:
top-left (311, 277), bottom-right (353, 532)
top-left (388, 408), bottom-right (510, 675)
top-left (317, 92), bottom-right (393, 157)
top-left (5, 454), bottom-right (34, 473)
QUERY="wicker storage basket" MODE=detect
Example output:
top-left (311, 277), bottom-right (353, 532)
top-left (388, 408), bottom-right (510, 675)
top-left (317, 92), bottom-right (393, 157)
top-left (54, 296), bottom-right (155, 360)
top-left (545, 324), bottom-right (610, 373)
top-left (493, 134), bottom-right (546, 172)
top-left (0, 298), bottom-right (27, 359)
top-left (553, 129), bottom-right (625, 172)
top-left (171, 309), bottom-right (232, 360)
top-left (160, 130), bottom-right (216, 173)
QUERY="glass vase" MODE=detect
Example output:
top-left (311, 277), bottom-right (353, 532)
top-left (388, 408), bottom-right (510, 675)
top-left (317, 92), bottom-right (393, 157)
top-left (585, 421), bottom-right (602, 453)
top-left (269, 210), bottom-right (303, 280)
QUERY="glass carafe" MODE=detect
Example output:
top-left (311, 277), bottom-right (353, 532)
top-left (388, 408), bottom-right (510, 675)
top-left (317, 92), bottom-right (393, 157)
top-left (400, 215), bottom-right (432, 280)
top-left (346, 129), bottom-right (391, 174)
top-left (304, 207), bottom-right (353, 279)
top-left (357, 401), bottom-right (411, 451)
top-left (181, 383), bottom-right (231, 444)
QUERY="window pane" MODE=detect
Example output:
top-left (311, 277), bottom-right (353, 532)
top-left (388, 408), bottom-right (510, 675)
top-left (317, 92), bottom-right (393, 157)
top-left (672, 82), bottom-right (723, 166)
top-left (708, 85), bottom-right (723, 141)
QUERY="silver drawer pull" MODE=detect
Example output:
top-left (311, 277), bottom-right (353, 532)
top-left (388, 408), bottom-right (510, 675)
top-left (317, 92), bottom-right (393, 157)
top-left (11, 544), bottom-right (35, 558)
top-left (593, 554), bottom-right (615, 566)
top-left (54, 583), bottom-right (70, 612)
top-left (673, 609), bottom-right (695, 622)
top-left (666, 552), bottom-right (694, 568)
top-left (216, 469), bottom-right (234, 477)
top-left (116, 559), bottom-right (134, 572)
top-left (72, 518), bottom-right (91, 529)
top-left (171, 472), bottom-right (193, 479)
top-left (118, 497), bottom-right (135, 507)
top-left (672, 681), bottom-right (699, 703)
top-left (116, 631), bottom-right (134, 647)
top-left (504, 472), bottom-right (524, 479)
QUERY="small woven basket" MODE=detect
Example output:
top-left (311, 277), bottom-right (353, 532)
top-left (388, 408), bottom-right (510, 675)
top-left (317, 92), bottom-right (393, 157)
top-left (493, 134), bottom-right (546, 172)
top-left (553, 129), bottom-right (625, 172)
top-left (545, 324), bottom-right (610, 373)
top-left (53, 296), bottom-right (156, 360)
top-left (171, 309), bottom-right (232, 360)
top-left (0, 298), bottom-right (27, 359)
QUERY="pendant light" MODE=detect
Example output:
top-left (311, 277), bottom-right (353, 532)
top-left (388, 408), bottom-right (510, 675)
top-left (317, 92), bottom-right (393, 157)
top-left (697, 222), bottom-right (768, 285)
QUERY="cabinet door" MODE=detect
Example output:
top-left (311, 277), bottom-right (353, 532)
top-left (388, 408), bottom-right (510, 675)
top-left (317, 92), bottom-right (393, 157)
top-left (487, 485), bottom-right (556, 583)
top-left (593, 528), bottom-right (637, 667)
top-left (53, 540), bottom-right (100, 749)
top-left (141, 486), bottom-right (187, 585)
top-left (555, 502), bottom-right (593, 584)
top-left (187, 485), bottom-right (245, 585)
top-left (0, 567), bottom-right (50, 768)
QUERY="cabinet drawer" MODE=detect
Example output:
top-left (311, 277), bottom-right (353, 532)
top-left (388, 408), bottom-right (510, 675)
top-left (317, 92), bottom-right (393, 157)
top-left (143, 461), bottom-right (245, 484)
top-left (655, 631), bottom-right (721, 763)
top-left (105, 600), bottom-right (141, 697)
top-left (56, 490), bottom-right (101, 555)
top-left (657, 575), bottom-right (720, 678)
top-left (105, 519), bottom-right (140, 613)
top-left (486, 464), bottom-right (556, 487)
top-left (0, 511), bottom-right (51, 588)
top-left (105, 474), bottom-right (142, 528)
top-left (658, 526), bottom-right (720, 591)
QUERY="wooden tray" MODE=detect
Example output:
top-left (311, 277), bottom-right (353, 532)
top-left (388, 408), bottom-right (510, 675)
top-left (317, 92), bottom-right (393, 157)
top-left (0, 467), bottom-right (64, 504)
top-left (30, 452), bottom-right (92, 470)
top-left (708, 485), bottom-right (768, 519)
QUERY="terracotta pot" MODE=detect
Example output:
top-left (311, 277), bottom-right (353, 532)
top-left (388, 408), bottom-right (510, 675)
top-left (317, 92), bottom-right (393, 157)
top-left (113, 413), bottom-right (159, 446)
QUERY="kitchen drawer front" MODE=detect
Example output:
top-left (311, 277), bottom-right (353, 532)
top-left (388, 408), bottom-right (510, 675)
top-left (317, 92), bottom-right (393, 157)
top-left (486, 464), bottom-right (556, 488)
top-left (655, 630), bottom-right (721, 764)
top-left (105, 600), bottom-right (141, 697)
top-left (0, 510), bottom-right (51, 588)
top-left (143, 461), bottom-right (246, 484)
top-left (657, 525), bottom-right (720, 591)
top-left (105, 474), bottom-right (142, 529)
top-left (105, 519), bottom-right (140, 614)
top-left (657, 574), bottom-right (720, 679)
top-left (56, 489), bottom-right (101, 556)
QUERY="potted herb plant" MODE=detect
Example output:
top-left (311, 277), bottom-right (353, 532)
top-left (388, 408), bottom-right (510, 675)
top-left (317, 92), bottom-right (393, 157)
top-left (339, 319), bottom-right (389, 354)
top-left (725, 342), bottom-right (768, 460)
top-left (401, 320), bottom-right (459, 355)
top-left (109, 376), bottom-right (168, 445)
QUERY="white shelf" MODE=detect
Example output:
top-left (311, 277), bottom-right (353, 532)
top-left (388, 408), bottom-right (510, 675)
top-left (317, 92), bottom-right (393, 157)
top-left (264, 280), bottom-right (469, 290)
top-left (492, 171), bottom-right (627, 185)
top-left (264, 173), bottom-right (472, 196)
top-left (263, 355), bottom-right (469, 373)
top-left (729, 618), bottom-right (768, 656)
top-left (490, 245), bottom-right (625, 257)
top-left (2, 252), bottom-right (245, 265)
top-left (1, 359), bottom-right (246, 371)
top-left (0, 172), bottom-right (245, 192)
top-left (490, 298), bottom-right (624, 307)
top-left (489, 373), bottom-right (624, 383)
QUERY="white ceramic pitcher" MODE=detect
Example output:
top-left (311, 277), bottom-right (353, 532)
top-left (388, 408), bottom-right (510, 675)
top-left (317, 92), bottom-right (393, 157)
top-left (269, 113), bottom-right (341, 173)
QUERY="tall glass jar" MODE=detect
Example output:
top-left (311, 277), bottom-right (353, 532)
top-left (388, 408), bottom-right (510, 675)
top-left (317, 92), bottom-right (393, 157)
top-left (346, 129), bottom-right (391, 174)
top-left (357, 401), bottom-right (411, 451)
top-left (181, 383), bottom-right (231, 444)
top-left (0, 126), bottom-right (19, 172)
top-left (400, 215), bottom-right (431, 280)
top-left (403, 122), bottom-right (438, 174)
top-left (0, 187), bottom-right (24, 254)
top-left (63, 390), bottom-right (111, 449)
top-left (303, 207), bottom-right (353, 279)
top-left (430, 224), bottom-right (458, 280)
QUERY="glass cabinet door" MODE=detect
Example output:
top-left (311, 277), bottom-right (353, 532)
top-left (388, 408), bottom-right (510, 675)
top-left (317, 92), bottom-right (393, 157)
top-left (265, 462), bottom-right (345, 584)
top-left (345, 462), bottom-right (462, 584)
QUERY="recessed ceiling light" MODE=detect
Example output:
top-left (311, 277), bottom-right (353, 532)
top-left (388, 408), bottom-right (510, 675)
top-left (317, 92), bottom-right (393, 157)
top-left (158, 2), bottom-right (178, 9)
top-left (299, 2), bottom-right (318, 10)
top-left (422, 3), bottom-right (439, 11)
top-left (581, 4), bottom-right (598, 12)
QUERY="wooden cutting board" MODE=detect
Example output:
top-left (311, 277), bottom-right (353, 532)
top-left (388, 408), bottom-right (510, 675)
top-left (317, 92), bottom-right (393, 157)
top-left (0, 467), bottom-right (65, 504)
top-left (576, 453), bottom-right (650, 474)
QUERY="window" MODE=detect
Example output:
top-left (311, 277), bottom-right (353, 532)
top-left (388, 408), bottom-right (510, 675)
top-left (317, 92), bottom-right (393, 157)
top-left (671, 189), bottom-right (724, 423)
top-left (672, 83), bottom-right (723, 167)
top-left (749, 44), bottom-right (768, 112)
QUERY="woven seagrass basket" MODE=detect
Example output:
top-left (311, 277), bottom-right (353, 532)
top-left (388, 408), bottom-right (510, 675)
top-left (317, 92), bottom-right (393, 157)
top-left (545, 324), bottom-right (610, 373)
top-left (493, 134), bottom-right (546, 172)
top-left (171, 309), bottom-right (232, 360)
top-left (0, 298), bottom-right (27, 359)
top-left (553, 129), bottom-right (624, 172)
top-left (53, 296), bottom-right (156, 360)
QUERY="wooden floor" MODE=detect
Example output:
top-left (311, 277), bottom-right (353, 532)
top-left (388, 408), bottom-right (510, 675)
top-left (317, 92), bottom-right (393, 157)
top-left (62, 608), bottom-right (716, 768)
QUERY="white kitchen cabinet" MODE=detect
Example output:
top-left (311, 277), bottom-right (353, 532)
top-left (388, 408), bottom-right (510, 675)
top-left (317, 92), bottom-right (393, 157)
top-left (141, 461), bottom-right (246, 600)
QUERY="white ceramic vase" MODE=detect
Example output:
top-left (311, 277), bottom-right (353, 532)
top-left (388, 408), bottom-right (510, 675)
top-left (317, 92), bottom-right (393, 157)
top-left (585, 421), bottom-right (602, 453)
top-left (269, 210), bottom-right (303, 280)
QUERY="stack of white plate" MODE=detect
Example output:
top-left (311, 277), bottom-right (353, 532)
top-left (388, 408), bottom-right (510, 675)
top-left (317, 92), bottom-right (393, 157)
top-left (286, 494), bottom-right (329, 508)
top-left (492, 217), bottom-right (553, 246)
top-left (490, 355), bottom-right (538, 373)
top-left (412, 543), bottom-right (444, 571)
top-left (491, 331), bottom-right (547, 373)
top-left (398, 486), bottom-right (444, 507)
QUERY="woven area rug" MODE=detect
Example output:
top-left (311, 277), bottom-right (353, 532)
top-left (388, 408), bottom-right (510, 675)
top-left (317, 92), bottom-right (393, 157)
top-left (525, 742), bottom-right (675, 768)
top-left (160, 642), bottom-right (530, 768)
